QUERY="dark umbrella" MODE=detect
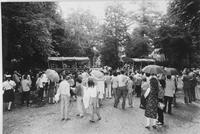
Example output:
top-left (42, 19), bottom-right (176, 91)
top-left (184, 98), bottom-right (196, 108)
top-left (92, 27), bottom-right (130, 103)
top-left (142, 65), bottom-right (165, 74)
top-left (165, 68), bottom-right (178, 75)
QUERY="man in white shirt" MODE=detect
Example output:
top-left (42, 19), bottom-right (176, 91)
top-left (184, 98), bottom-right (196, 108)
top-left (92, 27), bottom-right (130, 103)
top-left (114, 71), bottom-right (129, 110)
top-left (164, 75), bottom-right (176, 114)
top-left (57, 75), bottom-right (71, 121)
top-left (36, 73), bottom-right (45, 103)
top-left (21, 74), bottom-right (32, 107)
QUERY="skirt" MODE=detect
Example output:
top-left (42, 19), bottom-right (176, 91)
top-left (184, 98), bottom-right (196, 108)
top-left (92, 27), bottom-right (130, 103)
top-left (3, 89), bottom-right (15, 102)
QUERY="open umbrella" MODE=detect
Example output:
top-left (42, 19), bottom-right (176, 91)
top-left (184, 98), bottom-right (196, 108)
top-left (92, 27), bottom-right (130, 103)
top-left (142, 65), bottom-right (165, 74)
top-left (90, 70), bottom-right (104, 80)
top-left (165, 67), bottom-right (178, 75)
top-left (45, 69), bottom-right (60, 82)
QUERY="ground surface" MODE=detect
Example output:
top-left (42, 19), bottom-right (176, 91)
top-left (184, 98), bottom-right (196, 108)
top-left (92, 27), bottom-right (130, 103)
top-left (3, 90), bottom-right (200, 134)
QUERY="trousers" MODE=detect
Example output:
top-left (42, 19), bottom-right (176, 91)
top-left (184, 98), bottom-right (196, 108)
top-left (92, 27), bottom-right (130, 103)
top-left (114, 86), bottom-right (128, 109)
top-left (164, 96), bottom-right (173, 114)
top-left (77, 96), bottom-right (84, 116)
top-left (128, 92), bottom-right (133, 106)
top-left (106, 84), bottom-right (112, 98)
top-left (61, 95), bottom-right (70, 119)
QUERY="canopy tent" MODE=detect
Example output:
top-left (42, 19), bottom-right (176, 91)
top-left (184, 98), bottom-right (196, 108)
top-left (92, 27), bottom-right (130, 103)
top-left (122, 57), bottom-right (156, 63)
top-left (48, 57), bottom-right (90, 72)
top-left (48, 57), bottom-right (89, 61)
top-left (121, 57), bottom-right (156, 71)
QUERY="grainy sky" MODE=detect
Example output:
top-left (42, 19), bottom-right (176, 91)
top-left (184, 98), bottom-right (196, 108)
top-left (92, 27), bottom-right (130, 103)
top-left (58, 0), bottom-right (169, 22)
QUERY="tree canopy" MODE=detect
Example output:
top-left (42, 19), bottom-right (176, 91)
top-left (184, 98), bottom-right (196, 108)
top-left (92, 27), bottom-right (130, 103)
top-left (2, 1), bottom-right (200, 72)
top-left (101, 4), bottom-right (129, 69)
top-left (154, 0), bottom-right (200, 68)
top-left (2, 2), bottom-right (63, 71)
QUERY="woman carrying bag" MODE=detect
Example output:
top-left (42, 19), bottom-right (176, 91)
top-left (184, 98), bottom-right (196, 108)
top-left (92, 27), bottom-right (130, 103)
top-left (144, 77), bottom-right (159, 129)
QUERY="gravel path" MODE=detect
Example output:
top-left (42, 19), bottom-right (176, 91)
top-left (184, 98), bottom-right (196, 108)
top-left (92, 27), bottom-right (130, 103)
top-left (3, 91), bottom-right (200, 134)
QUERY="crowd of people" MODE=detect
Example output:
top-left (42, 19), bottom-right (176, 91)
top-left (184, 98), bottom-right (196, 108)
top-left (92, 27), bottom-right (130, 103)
top-left (2, 66), bottom-right (200, 129)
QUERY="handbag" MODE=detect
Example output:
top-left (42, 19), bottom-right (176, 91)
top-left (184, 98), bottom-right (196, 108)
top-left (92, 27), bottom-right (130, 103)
top-left (158, 102), bottom-right (165, 110)
top-left (140, 95), bottom-right (146, 110)
top-left (54, 93), bottom-right (60, 103)
top-left (140, 88), bottom-right (150, 109)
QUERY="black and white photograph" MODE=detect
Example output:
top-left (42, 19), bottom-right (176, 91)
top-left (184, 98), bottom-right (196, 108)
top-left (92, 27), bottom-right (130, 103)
top-left (1, 0), bottom-right (200, 134)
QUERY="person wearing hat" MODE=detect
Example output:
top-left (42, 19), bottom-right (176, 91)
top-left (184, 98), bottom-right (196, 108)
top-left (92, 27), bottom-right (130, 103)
top-left (3, 75), bottom-right (16, 111)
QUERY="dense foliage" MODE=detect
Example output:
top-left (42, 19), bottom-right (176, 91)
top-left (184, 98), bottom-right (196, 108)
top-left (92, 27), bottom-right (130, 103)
top-left (2, 1), bottom-right (200, 72)
top-left (155, 0), bottom-right (200, 69)
top-left (100, 4), bottom-right (129, 69)
top-left (2, 2), bottom-right (99, 72)
top-left (2, 2), bottom-right (64, 71)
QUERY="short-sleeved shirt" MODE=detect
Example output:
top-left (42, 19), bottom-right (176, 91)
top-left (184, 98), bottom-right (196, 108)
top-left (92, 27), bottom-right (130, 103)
top-left (21, 79), bottom-right (31, 92)
top-left (3, 80), bottom-right (16, 90)
top-left (117, 74), bottom-right (129, 87)
top-left (88, 86), bottom-right (98, 98)
top-left (111, 76), bottom-right (118, 88)
top-left (57, 80), bottom-right (70, 96)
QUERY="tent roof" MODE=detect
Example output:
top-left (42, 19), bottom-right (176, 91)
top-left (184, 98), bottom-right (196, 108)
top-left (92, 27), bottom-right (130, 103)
top-left (132, 58), bottom-right (155, 62)
top-left (122, 57), bottom-right (155, 63)
top-left (48, 57), bottom-right (89, 61)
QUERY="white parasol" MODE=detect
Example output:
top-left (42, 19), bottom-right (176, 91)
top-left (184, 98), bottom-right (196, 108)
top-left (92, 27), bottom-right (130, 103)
top-left (45, 69), bottom-right (60, 82)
